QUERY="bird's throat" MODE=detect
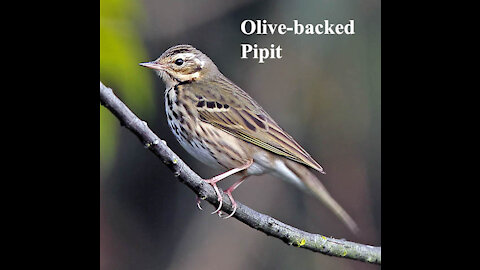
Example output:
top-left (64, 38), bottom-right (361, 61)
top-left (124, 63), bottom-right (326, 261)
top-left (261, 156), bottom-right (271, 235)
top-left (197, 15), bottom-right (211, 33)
top-left (158, 70), bottom-right (200, 89)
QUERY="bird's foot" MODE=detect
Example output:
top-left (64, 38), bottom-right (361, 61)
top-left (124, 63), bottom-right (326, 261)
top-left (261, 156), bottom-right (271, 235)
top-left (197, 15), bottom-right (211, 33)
top-left (219, 188), bottom-right (237, 219)
top-left (196, 161), bottom-right (252, 216)
top-left (203, 179), bottom-right (223, 214)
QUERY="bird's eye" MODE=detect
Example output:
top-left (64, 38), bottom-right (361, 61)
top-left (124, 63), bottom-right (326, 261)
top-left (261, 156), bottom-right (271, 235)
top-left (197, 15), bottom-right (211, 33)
top-left (175, 59), bottom-right (184, 66)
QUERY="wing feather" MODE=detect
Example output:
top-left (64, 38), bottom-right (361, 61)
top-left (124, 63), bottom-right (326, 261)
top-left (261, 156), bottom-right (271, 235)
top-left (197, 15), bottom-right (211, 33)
top-left (185, 77), bottom-right (324, 172)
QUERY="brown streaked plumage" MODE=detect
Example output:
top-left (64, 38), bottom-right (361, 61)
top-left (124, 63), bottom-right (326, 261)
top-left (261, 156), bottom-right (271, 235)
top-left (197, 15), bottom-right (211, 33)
top-left (140, 44), bottom-right (358, 233)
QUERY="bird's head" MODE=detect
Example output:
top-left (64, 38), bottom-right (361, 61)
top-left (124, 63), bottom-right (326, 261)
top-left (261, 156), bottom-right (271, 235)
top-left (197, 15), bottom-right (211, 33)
top-left (140, 44), bottom-right (218, 88)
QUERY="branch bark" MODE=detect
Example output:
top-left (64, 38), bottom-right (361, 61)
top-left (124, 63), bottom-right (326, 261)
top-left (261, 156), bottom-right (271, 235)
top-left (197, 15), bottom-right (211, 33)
top-left (99, 81), bottom-right (381, 265)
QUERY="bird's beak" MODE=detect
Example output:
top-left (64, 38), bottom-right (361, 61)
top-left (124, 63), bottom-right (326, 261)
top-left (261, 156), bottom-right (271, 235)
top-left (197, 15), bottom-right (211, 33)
top-left (139, 61), bottom-right (164, 70)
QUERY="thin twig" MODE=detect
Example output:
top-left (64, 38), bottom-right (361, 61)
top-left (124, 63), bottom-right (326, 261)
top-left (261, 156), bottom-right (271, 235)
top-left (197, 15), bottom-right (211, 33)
top-left (99, 81), bottom-right (381, 265)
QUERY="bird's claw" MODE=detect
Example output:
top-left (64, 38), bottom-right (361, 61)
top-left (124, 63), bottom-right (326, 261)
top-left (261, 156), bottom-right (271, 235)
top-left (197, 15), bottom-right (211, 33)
top-left (203, 179), bottom-right (223, 214)
top-left (196, 197), bottom-right (203, 210)
top-left (222, 191), bottom-right (237, 219)
top-left (211, 193), bottom-right (223, 215)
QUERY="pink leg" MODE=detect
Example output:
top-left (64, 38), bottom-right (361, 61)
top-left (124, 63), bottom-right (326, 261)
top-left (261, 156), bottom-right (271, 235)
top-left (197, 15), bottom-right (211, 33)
top-left (220, 175), bottom-right (249, 219)
top-left (197, 160), bottom-right (253, 214)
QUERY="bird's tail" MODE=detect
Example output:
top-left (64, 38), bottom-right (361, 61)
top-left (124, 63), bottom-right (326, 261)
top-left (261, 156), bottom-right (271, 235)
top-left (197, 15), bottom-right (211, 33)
top-left (281, 159), bottom-right (359, 234)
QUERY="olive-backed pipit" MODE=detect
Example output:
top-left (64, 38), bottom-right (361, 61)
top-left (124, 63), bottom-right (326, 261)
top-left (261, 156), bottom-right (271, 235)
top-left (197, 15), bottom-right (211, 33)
top-left (140, 44), bottom-right (358, 233)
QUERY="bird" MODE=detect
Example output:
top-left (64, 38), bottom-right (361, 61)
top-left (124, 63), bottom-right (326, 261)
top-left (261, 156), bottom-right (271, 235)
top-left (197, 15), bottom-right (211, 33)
top-left (140, 44), bottom-right (358, 233)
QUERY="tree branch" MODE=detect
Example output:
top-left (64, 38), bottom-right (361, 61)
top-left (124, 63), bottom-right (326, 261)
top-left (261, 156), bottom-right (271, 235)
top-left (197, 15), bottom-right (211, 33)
top-left (100, 81), bottom-right (381, 265)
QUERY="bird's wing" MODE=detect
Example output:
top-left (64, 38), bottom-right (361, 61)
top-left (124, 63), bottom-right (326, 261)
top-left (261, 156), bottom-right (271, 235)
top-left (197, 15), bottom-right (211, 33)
top-left (184, 76), bottom-right (324, 172)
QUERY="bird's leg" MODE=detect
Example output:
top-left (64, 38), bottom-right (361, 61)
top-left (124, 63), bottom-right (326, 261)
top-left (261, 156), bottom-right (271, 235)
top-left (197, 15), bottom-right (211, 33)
top-left (197, 160), bottom-right (253, 214)
top-left (219, 175), bottom-right (249, 219)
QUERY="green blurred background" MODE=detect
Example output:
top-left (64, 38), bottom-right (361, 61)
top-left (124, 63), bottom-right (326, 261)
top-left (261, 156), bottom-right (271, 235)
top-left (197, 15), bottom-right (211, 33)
top-left (100, 0), bottom-right (380, 269)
